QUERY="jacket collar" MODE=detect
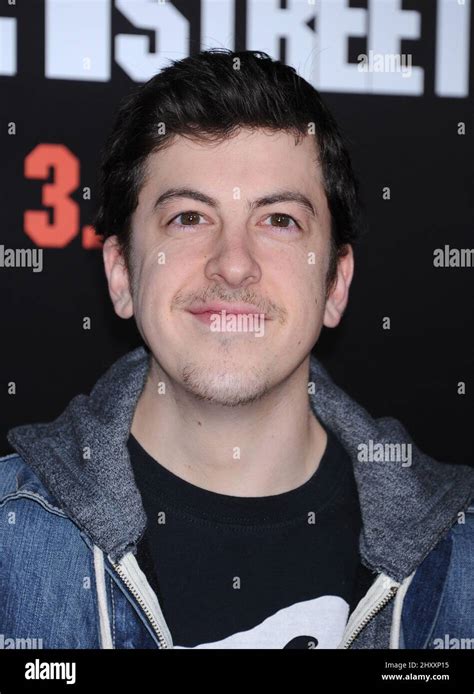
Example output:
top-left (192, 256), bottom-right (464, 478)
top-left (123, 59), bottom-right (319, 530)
top-left (7, 346), bottom-right (474, 579)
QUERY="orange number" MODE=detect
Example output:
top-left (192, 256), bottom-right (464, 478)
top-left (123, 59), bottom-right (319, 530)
top-left (24, 144), bottom-right (79, 247)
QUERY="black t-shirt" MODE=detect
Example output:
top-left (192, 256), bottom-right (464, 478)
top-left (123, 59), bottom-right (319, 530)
top-left (127, 425), bottom-right (363, 649)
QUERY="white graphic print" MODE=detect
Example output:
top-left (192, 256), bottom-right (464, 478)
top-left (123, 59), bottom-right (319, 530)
top-left (173, 594), bottom-right (349, 649)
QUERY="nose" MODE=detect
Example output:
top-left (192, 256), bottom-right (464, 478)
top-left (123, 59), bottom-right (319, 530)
top-left (204, 232), bottom-right (262, 290)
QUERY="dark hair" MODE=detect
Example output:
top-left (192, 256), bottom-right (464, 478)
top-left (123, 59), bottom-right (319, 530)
top-left (93, 49), bottom-right (363, 291)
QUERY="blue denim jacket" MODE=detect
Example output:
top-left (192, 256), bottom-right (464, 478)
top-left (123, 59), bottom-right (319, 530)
top-left (0, 452), bottom-right (162, 648)
top-left (1, 347), bottom-right (473, 649)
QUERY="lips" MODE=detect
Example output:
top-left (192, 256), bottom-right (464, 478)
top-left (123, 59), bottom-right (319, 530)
top-left (188, 303), bottom-right (266, 317)
top-left (187, 303), bottom-right (269, 327)
top-left (190, 311), bottom-right (224, 325)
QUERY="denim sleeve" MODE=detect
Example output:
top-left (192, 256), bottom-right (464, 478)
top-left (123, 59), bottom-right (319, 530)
top-left (0, 492), bottom-right (102, 648)
top-left (428, 506), bottom-right (474, 649)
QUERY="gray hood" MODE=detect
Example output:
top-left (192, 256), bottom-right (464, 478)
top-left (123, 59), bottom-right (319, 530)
top-left (7, 346), bottom-right (474, 581)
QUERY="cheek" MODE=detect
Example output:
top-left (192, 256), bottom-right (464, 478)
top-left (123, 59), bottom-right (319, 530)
top-left (288, 263), bottom-right (327, 335)
top-left (133, 264), bottom-right (169, 322)
top-left (296, 254), bottom-right (326, 301)
top-left (136, 255), bottom-right (195, 328)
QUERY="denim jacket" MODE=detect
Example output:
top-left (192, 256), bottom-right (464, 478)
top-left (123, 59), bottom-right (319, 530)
top-left (1, 346), bottom-right (473, 649)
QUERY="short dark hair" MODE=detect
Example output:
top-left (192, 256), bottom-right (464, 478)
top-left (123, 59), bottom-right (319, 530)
top-left (93, 48), bottom-right (363, 291)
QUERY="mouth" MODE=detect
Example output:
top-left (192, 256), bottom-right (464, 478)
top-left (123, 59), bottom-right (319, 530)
top-left (187, 302), bottom-right (269, 324)
top-left (186, 301), bottom-right (271, 335)
top-left (190, 310), bottom-right (221, 325)
top-left (188, 310), bottom-right (268, 326)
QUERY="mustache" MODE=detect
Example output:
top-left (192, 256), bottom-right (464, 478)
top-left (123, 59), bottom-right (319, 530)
top-left (174, 289), bottom-right (286, 323)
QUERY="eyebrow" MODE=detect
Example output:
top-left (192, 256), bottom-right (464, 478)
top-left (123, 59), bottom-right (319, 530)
top-left (152, 187), bottom-right (318, 218)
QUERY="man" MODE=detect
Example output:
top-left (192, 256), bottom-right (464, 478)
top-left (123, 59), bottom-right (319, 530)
top-left (1, 49), bottom-right (473, 650)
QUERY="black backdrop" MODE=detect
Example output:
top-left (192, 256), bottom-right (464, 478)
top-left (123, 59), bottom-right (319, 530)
top-left (1, 0), bottom-right (473, 467)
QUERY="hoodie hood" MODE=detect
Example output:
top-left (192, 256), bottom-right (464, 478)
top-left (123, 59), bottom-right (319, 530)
top-left (7, 346), bottom-right (474, 580)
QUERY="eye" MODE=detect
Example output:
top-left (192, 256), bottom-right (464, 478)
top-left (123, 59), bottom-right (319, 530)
top-left (261, 213), bottom-right (301, 231)
top-left (169, 211), bottom-right (208, 228)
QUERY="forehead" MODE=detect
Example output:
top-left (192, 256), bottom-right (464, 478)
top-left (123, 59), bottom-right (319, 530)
top-left (139, 128), bottom-right (325, 203)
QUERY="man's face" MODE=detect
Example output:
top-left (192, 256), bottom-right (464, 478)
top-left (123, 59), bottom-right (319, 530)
top-left (104, 128), bottom-right (353, 406)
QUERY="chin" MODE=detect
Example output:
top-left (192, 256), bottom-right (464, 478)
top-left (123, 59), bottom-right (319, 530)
top-left (180, 363), bottom-right (273, 408)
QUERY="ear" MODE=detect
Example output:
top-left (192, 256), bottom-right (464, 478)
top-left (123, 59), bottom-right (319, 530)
top-left (323, 245), bottom-right (354, 328)
top-left (103, 235), bottom-right (134, 319)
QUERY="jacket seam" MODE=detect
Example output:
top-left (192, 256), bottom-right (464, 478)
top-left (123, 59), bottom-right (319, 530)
top-left (0, 453), bottom-right (22, 463)
top-left (0, 490), bottom-right (67, 518)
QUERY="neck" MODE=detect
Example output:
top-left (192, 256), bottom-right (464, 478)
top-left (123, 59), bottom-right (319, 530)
top-left (130, 356), bottom-right (327, 497)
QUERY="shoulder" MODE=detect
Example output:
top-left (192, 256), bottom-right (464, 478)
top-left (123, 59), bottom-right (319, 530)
top-left (0, 453), bottom-right (101, 647)
top-left (442, 498), bottom-right (474, 570)
top-left (442, 497), bottom-right (474, 583)
top-left (449, 497), bottom-right (474, 537)
top-left (0, 451), bottom-right (66, 514)
top-left (429, 501), bottom-right (474, 648)
top-left (427, 497), bottom-right (474, 577)
top-left (0, 451), bottom-right (86, 563)
top-left (0, 452), bottom-right (26, 496)
top-left (402, 499), bottom-right (474, 648)
top-left (0, 452), bottom-right (93, 593)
